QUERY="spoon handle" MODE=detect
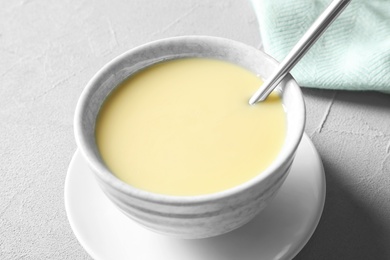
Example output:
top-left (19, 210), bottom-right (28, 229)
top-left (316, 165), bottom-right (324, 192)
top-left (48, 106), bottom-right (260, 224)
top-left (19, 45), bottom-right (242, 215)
top-left (249, 0), bottom-right (351, 105)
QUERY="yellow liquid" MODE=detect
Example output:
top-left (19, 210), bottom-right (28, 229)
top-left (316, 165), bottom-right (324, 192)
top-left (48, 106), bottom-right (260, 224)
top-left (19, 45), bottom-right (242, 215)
top-left (96, 58), bottom-right (285, 196)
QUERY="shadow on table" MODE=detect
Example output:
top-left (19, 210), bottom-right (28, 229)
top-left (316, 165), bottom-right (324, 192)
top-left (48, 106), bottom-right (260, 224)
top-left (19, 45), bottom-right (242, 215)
top-left (303, 88), bottom-right (390, 110)
top-left (294, 156), bottom-right (389, 260)
top-left (296, 89), bottom-right (390, 259)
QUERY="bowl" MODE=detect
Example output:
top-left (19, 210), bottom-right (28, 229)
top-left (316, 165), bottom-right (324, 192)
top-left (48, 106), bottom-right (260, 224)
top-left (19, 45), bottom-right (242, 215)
top-left (74, 35), bottom-right (305, 239)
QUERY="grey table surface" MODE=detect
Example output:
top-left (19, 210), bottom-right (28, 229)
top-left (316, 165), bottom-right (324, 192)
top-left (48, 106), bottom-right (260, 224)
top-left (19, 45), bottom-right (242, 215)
top-left (1, 0), bottom-right (389, 259)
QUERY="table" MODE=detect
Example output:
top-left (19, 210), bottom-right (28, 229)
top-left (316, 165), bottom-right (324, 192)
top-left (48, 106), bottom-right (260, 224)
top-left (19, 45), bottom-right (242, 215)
top-left (1, 0), bottom-right (389, 259)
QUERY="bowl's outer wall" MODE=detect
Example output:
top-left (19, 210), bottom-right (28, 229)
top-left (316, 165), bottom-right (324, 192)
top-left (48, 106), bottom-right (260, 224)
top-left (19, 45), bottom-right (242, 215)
top-left (94, 157), bottom-right (294, 238)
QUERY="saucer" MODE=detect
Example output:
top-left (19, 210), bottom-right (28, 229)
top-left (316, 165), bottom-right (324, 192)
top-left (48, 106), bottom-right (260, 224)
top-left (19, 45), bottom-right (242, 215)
top-left (65, 133), bottom-right (325, 260)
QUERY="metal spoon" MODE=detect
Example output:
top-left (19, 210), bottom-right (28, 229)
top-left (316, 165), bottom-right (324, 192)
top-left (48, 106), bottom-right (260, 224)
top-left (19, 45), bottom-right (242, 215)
top-left (249, 0), bottom-right (351, 105)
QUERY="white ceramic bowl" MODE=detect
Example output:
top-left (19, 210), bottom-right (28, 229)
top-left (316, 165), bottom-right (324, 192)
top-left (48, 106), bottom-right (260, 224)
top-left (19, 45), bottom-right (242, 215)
top-left (74, 36), bottom-right (305, 239)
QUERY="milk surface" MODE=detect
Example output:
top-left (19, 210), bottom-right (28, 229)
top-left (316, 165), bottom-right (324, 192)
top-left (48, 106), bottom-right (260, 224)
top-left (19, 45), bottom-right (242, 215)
top-left (96, 58), bottom-right (285, 196)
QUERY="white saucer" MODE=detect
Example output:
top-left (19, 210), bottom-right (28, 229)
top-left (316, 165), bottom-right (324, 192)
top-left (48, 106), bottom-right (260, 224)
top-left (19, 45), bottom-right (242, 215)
top-left (65, 133), bottom-right (325, 260)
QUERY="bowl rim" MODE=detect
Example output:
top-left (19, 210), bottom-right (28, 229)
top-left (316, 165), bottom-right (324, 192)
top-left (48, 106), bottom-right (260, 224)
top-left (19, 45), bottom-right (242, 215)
top-left (74, 35), bottom-right (305, 204)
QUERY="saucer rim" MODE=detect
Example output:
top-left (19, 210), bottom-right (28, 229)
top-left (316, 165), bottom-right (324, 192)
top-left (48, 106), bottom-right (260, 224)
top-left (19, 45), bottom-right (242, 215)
top-left (286, 133), bottom-right (326, 259)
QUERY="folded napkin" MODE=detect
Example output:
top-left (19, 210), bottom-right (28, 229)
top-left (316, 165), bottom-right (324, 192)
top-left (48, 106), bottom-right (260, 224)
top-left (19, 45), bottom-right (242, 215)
top-left (250, 0), bottom-right (390, 93)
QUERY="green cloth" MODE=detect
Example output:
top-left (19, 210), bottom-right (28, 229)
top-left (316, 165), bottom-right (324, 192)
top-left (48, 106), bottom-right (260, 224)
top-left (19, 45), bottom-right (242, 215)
top-left (250, 0), bottom-right (390, 93)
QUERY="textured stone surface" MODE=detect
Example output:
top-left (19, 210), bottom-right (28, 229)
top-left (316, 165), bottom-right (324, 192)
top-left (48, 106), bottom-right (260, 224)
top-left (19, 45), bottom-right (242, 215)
top-left (0, 0), bottom-right (389, 259)
top-left (298, 89), bottom-right (390, 259)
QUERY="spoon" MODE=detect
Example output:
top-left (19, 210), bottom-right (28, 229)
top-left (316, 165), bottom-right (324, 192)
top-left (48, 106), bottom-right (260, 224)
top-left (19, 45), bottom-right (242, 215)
top-left (249, 0), bottom-right (351, 105)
